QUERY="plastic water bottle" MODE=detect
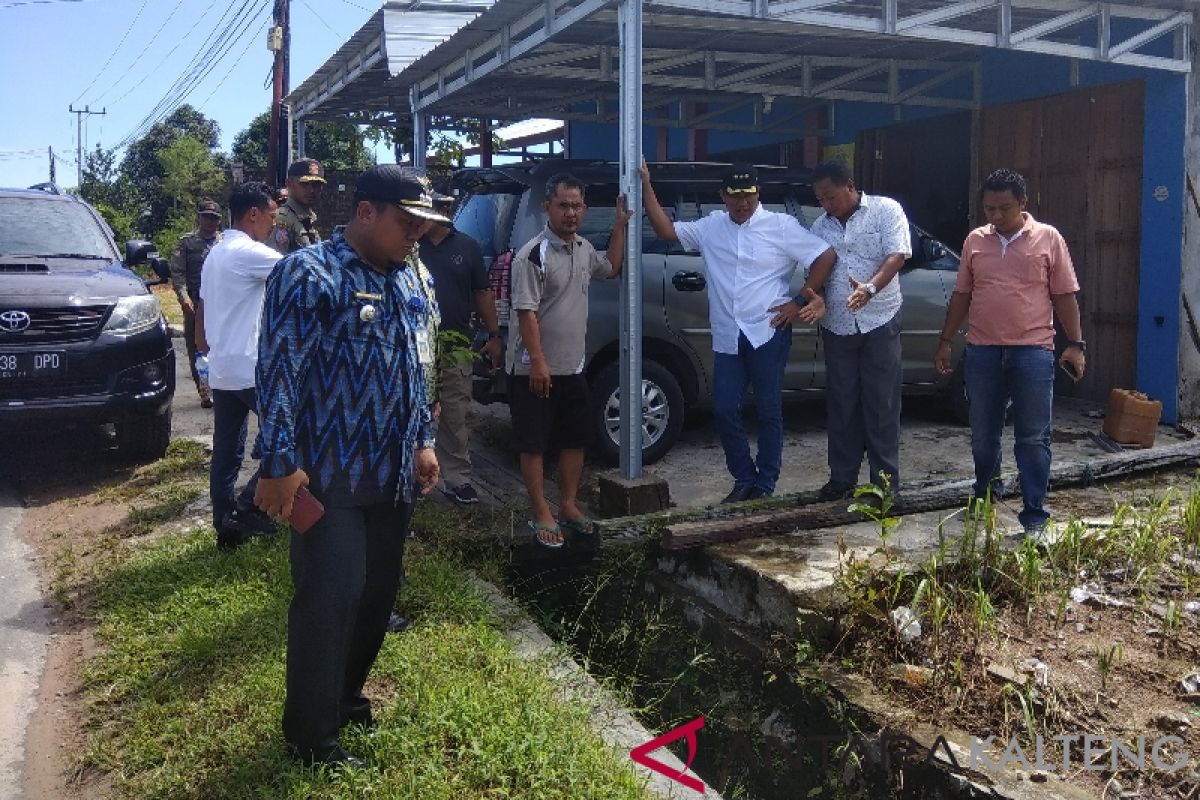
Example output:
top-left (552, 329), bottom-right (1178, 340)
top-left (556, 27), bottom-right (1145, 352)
top-left (195, 352), bottom-right (210, 396)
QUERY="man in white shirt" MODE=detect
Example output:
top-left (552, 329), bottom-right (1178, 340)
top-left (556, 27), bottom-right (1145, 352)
top-left (809, 160), bottom-right (912, 502)
top-left (198, 181), bottom-right (283, 550)
top-left (642, 161), bottom-right (836, 503)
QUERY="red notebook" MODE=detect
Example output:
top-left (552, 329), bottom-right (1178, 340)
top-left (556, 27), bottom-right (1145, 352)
top-left (290, 486), bottom-right (325, 534)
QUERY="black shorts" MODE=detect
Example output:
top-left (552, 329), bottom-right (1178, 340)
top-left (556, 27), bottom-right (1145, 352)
top-left (509, 372), bottom-right (593, 454)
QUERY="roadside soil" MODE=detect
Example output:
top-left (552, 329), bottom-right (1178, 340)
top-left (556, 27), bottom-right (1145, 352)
top-left (9, 422), bottom-right (200, 800)
top-left (827, 468), bottom-right (1200, 799)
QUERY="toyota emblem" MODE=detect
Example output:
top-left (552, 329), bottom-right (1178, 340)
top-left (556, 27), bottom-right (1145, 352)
top-left (0, 310), bottom-right (31, 333)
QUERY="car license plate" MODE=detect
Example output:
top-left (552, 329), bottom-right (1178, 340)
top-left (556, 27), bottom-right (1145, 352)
top-left (0, 351), bottom-right (66, 379)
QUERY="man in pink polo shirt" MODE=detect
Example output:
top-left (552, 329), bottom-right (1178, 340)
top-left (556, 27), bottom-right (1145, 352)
top-left (934, 168), bottom-right (1086, 539)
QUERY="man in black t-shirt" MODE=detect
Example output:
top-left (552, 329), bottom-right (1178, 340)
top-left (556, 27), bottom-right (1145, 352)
top-left (418, 194), bottom-right (502, 505)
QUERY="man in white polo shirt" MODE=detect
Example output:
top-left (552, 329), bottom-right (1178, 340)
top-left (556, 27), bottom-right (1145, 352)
top-left (642, 161), bottom-right (836, 503)
top-left (809, 160), bottom-right (912, 502)
top-left (198, 181), bottom-right (283, 550)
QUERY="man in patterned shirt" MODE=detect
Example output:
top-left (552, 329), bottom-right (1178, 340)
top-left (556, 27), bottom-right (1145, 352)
top-left (254, 164), bottom-right (449, 768)
top-left (809, 160), bottom-right (912, 502)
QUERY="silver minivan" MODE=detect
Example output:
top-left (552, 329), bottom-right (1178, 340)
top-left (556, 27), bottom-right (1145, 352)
top-left (453, 159), bottom-right (965, 464)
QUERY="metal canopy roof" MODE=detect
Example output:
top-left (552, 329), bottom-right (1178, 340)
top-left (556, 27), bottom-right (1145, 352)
top-left (290, 0), bottom-right (1192, 133)
top-left (286, 0), bottom-right (496, 122)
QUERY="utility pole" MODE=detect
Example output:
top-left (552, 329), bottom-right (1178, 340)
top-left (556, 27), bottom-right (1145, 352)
top-left (68, 105), bottom-right (105, 187)
top-left (267, 0), bottom-right (289, 186)
top-left (48, 146), bottom-right (55, 184)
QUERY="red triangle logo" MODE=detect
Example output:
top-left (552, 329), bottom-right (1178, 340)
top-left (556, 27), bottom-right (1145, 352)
top-left (629, 716), bottom-right (706, 794)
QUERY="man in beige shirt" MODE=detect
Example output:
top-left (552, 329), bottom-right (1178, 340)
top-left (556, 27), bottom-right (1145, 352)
top-left (507, 173), bottom-right (630, 548)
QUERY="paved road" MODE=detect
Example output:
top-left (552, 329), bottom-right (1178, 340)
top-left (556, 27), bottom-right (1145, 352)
top-left (0, 489), bottom-right (48, 800)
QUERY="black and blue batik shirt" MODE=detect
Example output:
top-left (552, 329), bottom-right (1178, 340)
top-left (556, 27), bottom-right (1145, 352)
top-left (257, 227), bottom-right (436, 506)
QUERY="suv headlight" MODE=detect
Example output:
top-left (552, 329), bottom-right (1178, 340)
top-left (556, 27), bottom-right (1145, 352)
top-left (103, 295), bottom-right (162, 335)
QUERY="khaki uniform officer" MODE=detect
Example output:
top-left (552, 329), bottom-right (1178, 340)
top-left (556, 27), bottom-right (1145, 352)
top-left (273, 158), bottom-right (326, 253)
top-left (170, 200), bottom-right (224, 407)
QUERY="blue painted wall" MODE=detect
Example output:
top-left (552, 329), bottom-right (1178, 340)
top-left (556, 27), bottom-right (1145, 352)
top-left (1136, 73), bottom-right (1186, 422)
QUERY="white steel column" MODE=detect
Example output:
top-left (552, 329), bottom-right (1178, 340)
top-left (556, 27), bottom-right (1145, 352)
top-left (411, 86), bottom-right (427, 168)
top-left (618, 0), bottom-right (644, 478)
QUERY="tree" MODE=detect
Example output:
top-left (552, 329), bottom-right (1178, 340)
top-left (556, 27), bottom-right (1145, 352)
top-left (121, 105), bottom-right (221, 236)
top-left (231, 111), bottom-right (375, 173)
top-left (158, 136), bottom-right (223, 213)
top-left (153, 135), bottom-right (224, 255)
top-left (78, 144), bottom-right (141, 233)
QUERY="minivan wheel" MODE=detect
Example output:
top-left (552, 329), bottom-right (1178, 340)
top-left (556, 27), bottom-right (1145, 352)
top-left (591, 359), bottom-right (685, 465)
top-left (115, 409), bottom-right (172, 462)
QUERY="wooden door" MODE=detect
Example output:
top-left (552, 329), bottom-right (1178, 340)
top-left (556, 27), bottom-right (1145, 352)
top-left (856, 113), bottom-right (972, 247)
top-left (980, 81), bottom-right (1144, 401)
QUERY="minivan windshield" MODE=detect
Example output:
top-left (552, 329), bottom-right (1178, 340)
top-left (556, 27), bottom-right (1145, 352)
top-left (0, 198), bottom-right (116, 258)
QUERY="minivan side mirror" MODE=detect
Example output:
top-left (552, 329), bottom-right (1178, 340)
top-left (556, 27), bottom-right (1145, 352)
top-left (922, 237), bottom-right (948, 263)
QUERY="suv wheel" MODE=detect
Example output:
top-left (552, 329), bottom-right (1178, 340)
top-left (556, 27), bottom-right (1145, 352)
top-left (115, 409), bottom-right (172, 462)
top-left (591, 359), bottom-right (685, 465)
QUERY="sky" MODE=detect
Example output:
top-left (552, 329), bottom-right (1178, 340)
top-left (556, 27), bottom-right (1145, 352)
top-left (0, 0), bottom-right (380, 189)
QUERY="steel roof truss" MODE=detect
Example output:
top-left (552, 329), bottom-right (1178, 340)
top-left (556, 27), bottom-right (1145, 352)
top-left (414, 0), bottom-right (615, 110)
top-left (636, 0), bottom-right (1190, 72)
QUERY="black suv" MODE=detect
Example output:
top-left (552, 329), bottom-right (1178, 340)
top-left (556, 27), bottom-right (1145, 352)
top-left (0, 185), bottom-right (175, 460)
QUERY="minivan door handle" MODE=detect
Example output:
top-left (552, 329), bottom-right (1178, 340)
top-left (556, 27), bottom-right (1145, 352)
top-left (672, 271), bottom-right (706, 292)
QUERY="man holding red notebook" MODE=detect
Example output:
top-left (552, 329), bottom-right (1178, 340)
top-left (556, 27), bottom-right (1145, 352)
top-left (254, 165), bottom-right (448, 769)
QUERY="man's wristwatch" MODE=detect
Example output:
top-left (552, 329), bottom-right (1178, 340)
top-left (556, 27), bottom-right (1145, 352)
top-left (1065, 339), bottom-right (1087, 353)
top-left (487, 331), bottom-right (501, 340)
top-left (862, 282), bottom-right (877, 296)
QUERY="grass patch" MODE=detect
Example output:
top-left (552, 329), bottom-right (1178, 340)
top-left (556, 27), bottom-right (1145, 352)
top-left (75, 520), bottom-right (649, 799)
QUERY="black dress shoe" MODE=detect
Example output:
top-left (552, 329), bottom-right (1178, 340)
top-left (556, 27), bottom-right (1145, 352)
top-left (720, 484), bottom-right (753, 504)
top-left (215, 530), bottom-right (244, 552)
top-left (290, 744), bottom-right (365, 769)
top-left (817, 480), bottom-right (855, 501)
top-left (386, 611), bottom-right (412, 634)
top-left (223, 506), bottom-right (278, 538)
top-left (744, 486), bottom-right (771, 500)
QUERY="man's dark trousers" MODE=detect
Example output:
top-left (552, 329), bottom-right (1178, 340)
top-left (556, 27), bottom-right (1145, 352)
top-left (821, 314), bottom-right (902, 488)
top-left (282, 500), bottom-right (411, 753)
top-left (210, 387), bottom-right (260, 531)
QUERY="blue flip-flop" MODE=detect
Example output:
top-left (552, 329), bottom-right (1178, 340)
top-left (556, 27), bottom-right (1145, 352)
top-left (559, 516), bottom-right (596, 536)
top-left (527, 520), bottom-right (564, 549)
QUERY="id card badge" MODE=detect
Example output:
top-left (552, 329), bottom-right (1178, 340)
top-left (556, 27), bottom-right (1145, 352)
top-left (416, 328), bottom-right (434, 366)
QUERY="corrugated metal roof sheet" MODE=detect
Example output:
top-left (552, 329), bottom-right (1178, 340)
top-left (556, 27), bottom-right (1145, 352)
top-left (287, 0), bottom-right (495, 120)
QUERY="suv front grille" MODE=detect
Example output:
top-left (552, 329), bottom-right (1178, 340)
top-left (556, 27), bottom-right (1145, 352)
top-left (0, 376), bottom-right (108, 400)
top-left (0, 263), bottom-right (50, 273)
top-left (0, 305), bottom-right (111, 343)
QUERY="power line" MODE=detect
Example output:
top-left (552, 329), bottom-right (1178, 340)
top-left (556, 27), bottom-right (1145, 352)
top-left (331, 0), bottom-right (372, 13)
top-left (0, 0), bottom-right (90, 8)
top-left (298, 0), bottom-right (343, 39)
top-left (71, 0), bottom-right (152, 104)
top-left (114, 0), bottom-right (269, 149)
top-left (114, 0), bottom-right (260, 146)
top-left (92, 0), bottom-right (188, 106)
top-left (196, 15), bottom-right (270, 111)
top-left (102, 0), bottom-right (239, 110)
